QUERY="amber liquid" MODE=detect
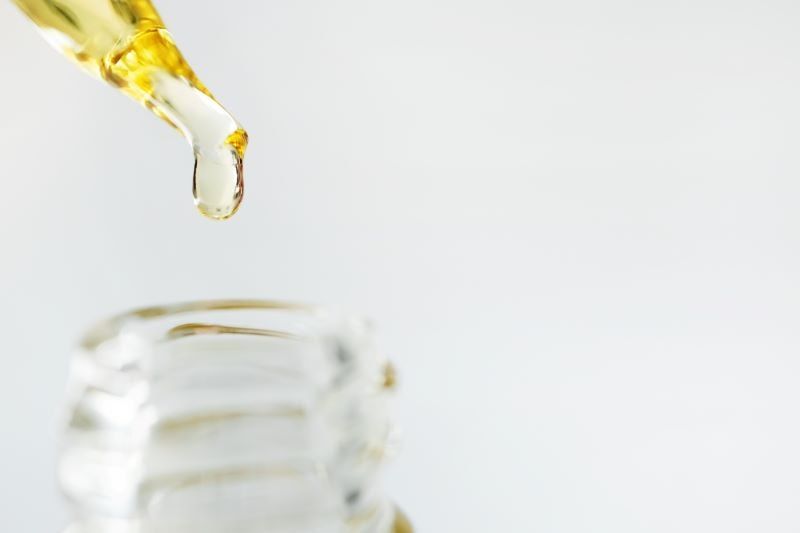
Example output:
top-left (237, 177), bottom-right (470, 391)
top-left (12, 0), bottom-right (247, 219)
top-left (393, 509), bottom-right (414, 532)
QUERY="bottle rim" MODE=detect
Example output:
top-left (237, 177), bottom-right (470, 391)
top-left (80, 299), bottom-right (368, 351)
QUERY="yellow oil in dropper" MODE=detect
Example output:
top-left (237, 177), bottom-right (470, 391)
top-left (12, 0), bottom-right (247, 219)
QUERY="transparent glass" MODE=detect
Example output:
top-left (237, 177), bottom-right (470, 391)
top-left (59, 300), bottom-right (412, 533)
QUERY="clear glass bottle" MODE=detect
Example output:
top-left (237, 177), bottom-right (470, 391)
top-left (59, 300), bottom-right (412, 533)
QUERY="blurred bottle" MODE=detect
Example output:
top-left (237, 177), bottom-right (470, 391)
top-left (59, 300), bottom-right (412, 533)
top-left (12, 0), bottom-right (247, 219)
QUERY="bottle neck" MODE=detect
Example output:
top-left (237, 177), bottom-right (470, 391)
top-left (60, 302), bottom-right (402, 533)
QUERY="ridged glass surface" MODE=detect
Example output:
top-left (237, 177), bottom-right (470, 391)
top-left (59, 301), bottom-right (404, 533)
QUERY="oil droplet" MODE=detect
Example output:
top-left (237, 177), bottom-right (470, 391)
top-left (193, 128), bottom-right (248, 219)
top-left (193, 151), bottom-right (243, 220)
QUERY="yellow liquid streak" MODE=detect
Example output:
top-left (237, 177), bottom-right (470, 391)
top-left (12, 0), bottom-right (247, 219)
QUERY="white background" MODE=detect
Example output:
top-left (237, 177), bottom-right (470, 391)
top-left (2, 1), bottom-right (800, 531)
